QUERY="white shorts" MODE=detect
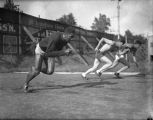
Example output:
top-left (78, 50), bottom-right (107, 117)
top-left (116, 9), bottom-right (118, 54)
top-left (35, 43), bottom-right (45, 55)
top-left (115, 54), bottom-right (124, 60)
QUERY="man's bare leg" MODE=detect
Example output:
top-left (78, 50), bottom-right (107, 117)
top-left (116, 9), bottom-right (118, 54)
top-left (82, 58), bottom-right (100, 80)
top-left (115, 58), bottom-right (130, 78)
top-left (41, 57), bottom-right (55, 75)
top-left (24, 54), bottom-right (43, 92)
top-left (97, 56), bottom-right (119, 75)
top-left (116, 66), bottom-right (129, 73)
top-left (96, 56), bottom-right (112, 75)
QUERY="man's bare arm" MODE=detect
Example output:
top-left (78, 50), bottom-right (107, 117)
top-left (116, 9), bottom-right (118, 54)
top-left (95, 39), bottom-right (103, 51)
top-left (45, 49), bottom-right (72, 57)
top-left (119, 48), bottom-right (130, 55)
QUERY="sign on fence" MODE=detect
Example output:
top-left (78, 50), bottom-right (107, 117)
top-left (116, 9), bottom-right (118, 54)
top-left (3, 35), bottom-right (18, 54)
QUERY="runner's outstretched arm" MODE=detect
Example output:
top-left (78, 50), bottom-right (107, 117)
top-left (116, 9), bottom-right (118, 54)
top-left (132, 55), bottom-right (139, 67)
top-left (95, 39), bottom-right (103, 51)
top-left (45, 49), bottom-right (72, 57)
top-left (119, 48), bottom-right (130, 55)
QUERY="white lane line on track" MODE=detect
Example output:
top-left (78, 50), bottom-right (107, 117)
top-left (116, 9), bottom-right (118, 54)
top-left (14, 72), bottom-right (140, 75)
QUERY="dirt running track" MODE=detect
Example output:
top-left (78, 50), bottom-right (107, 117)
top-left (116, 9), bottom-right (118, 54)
top-left (0, 73), bottom-right (152, 119)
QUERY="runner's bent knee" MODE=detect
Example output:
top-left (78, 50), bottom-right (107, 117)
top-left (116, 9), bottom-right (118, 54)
top-left (127, 64), bottom-right (130, 68)
top-left (107, 61), bottom-right (112, 67)
top-left (33, 69), bottom-right (40, 76)
top-left (47, 69), bottom-right (54, 75)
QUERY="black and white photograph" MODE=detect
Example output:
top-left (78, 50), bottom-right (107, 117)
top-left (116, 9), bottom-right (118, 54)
top-left (0, 0), bottom-right (153, 119)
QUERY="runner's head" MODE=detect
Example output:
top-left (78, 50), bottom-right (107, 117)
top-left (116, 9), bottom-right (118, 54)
top-left (134, 40), bottom-right (142, 45)
top-left (120, 39), bottom-right (125, 45)
top-left (63, 27), bottom-right (75, 42)
top-left (133, 40), bottom-right (142, 48)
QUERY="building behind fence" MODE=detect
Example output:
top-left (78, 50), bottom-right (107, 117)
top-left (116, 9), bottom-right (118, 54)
top-left (0, 8), bottom-right (151, 74)
top-left (0, 8), bottom-right (115, 56)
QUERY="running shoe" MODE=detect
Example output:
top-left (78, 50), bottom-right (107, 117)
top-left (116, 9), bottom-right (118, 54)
top-left (23, 84), bottom-right (29, 93)
top-left (95, 71), bottom-right (103, 81)
top-left (114, 72), bottom-right (121, 78)
top-left (81, 73), bottom-right (88, 80)
top-left (95, 71), bottom-right (102, 77)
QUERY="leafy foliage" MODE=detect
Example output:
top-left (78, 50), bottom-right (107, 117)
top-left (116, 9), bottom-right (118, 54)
top-left (3, 0), bottom-right (19, 11)
top-left (91, 14), bottom-right (111, 32)
top-left (125, 29), bottom-right (146, 44)
top-left (56, 13), bottom-right (77, 26)
top-left (125, 29), bottom-right (147, 64)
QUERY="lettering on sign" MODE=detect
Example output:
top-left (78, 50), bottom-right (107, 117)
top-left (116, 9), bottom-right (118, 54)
top-left (0, 23), bottom-right (16, 33)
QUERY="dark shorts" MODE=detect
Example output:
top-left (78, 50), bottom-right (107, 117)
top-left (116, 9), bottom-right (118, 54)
top-left (118, 58), bottom-right (130, 67)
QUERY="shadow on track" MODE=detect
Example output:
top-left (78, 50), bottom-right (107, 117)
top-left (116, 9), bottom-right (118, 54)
top-left (28, 74), bottom-right (144, 93)
top-left (0, 75), bottom-right (120, 93)
top-left (28, 80), bottom-right (118, 93)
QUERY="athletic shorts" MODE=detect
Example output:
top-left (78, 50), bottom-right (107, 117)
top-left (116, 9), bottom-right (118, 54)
top-left (115, 54), bottom-right (124, 60)
top-left (35, 43), bottom-right (45, 55)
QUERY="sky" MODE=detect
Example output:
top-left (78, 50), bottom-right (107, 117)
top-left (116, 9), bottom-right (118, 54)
top-left (0, 0), bottom-right (153, 35)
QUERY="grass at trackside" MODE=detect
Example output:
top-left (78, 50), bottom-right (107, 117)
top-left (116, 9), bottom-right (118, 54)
top-left (0, 54), bottom-right (149, 74)
top-left (0, 73), bottom-right (148, 119)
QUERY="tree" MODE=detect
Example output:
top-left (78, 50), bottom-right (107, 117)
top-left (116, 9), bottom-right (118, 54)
top-left (125, 29), bottom-right (146, 44)
top-left (125, 29), bottom-right (134, 43)
top-left (91, 14), bottom-right (111, 32)
top-left (56, 13), bottom-right (77, 26)
top-left (3, 0), bottom-right (19, 11)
